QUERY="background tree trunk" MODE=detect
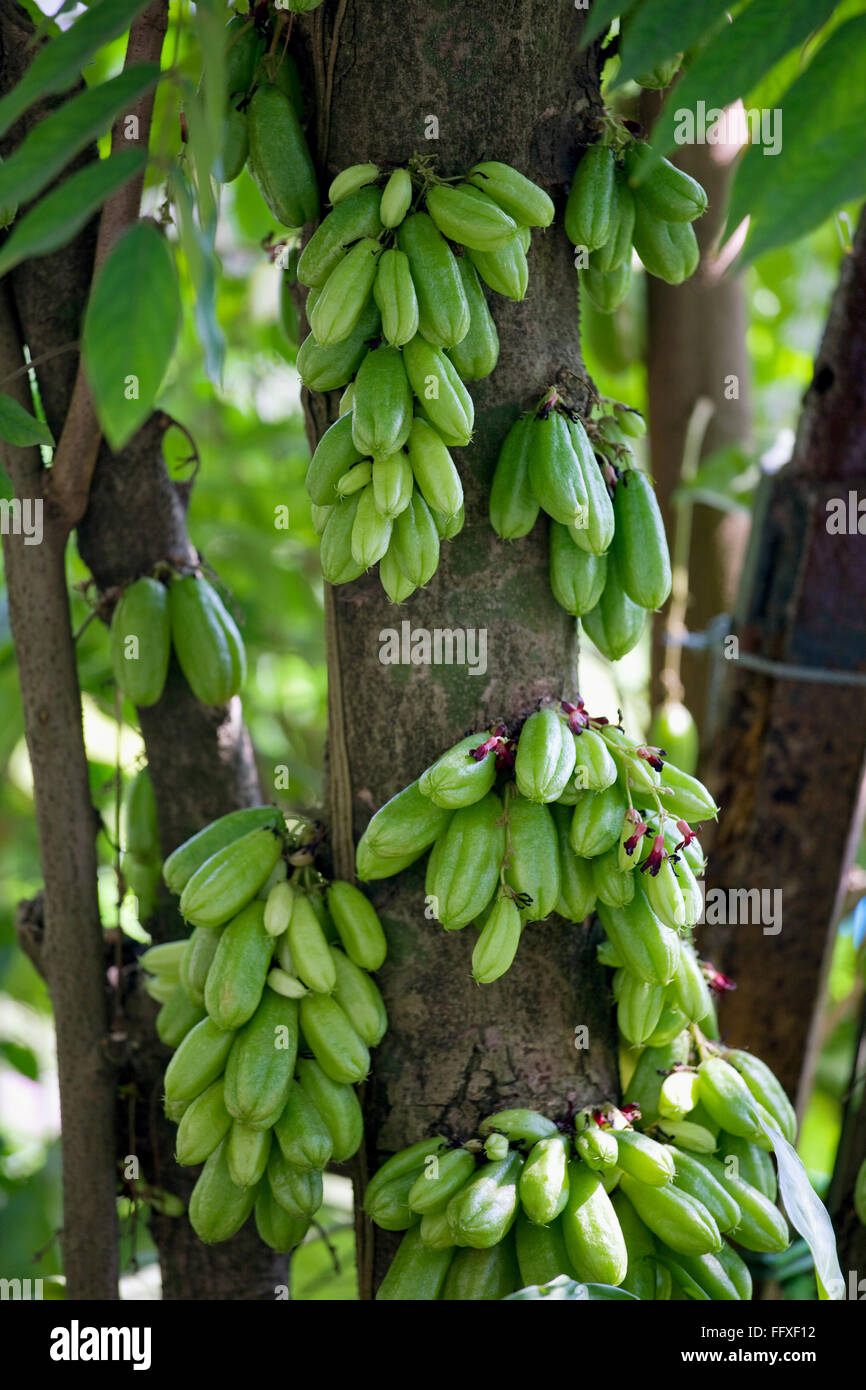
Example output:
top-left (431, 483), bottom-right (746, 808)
top-left (297, 1), bottom-right (614, 1297)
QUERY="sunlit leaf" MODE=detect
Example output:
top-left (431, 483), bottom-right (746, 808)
top-left (0, 391), bottom-right (53, 447)
top-left (759, 1117), bottom-right (845, 1301)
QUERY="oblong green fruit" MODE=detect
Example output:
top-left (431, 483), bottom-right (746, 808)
top-left (390, 488), bottom-right (440, 587)
top-left (564, 144), bottom-right (615, 250)
top-left (672, 943), bottom-right (713, 1023)
top-left (299, 992), bottom-right (370, 1084)
top-left (504, 793), bottom-right (560, 921)
top-left (164, 806), bottom-right (281, 896)
top-left (372, 453), bottom-right (413, 518)
top-left (296, 294), bottom-right (381, 392)
top-left (447, 255), bottom-right (499, 381)
top-left (365, 1166), bottom-right (426, 1231)
top-left (468, 237), bottom-right (528, 300)
top-left (180, 924), bottom-right (222, 1006)
top-left (379, 167), bottom-right (413, 229)
top-left (697, 1056), bottom-right (766, 1144)
top-left (175, 1077), bottom-right (232, 1166)
top-left (725, 1050), bottom-right (797, 1144)
top-left (468, 161), bottom-right (554, 227)
top-left (569, 780), bottom-right (628, 858)
top-left (566, 416), bottom-right (615, 556)
top-left (402, 336), bottom-right (474, 444)
top-left (490, 416), bottom-right (539, 539)
top-left (407, 417), bottom-right (462, 519)
top-left (164, 1015), bottom-right (235, 1105)
top-left (625, 142), bottom-right (708, 223)
top-left (426, 183), bottom-right (517, 251)
top-left (613, 467), bottom-right (671, 610)
top-left (716, 1133), bottom-right (777, 1202)
top-left (419, 732), bottom-right (498, 809)
top-left (365, 1136), bottom-right (448, 1211)
top-left (351, 483), bottom-right (393, 568)
top-left (169, 575), bottom-right (246, 707)
top-left (614, 1128), bottom-right (676, 1186)
top-left (658, 1069), bottom-right (701, 1120)
top-left (110, 577), bottom-right (170, 708)
top-left (632, 201), bottom-right (699, 284)
top-left (397, 212), bottom-right (470, 348)
top-left (592, 173), bottom-right (635, 272)
top-left (180, 829), bottom-right (281, 930)
top-left (472, 896), bottom-right (523, 984)
top-left (330, 946), bottom-right (387, 1045)
top-left (552, 804), bottom-right (597, 922)
top-left (273, 1081), bottom-right (334, 1171)
top-left (657, 762), bottom-right (719, 821)
top-left (581, 544), bottom-right (648, 661)
top-left (255, 1183), bottom-right (310, 1254)
top-left (619, 1173), bottom-right (722, 1256)
top-left (328, 162), bottom-right (379, 205)
top-left (426, 792), bottom-right (505, 929)
top-left (326, 880), bottom-right (387, 970)
top-left (296, 1057), bottom-right (363, 1162)
top-left (515, 708), bottom-right (576, 804)
top-left (580, 259), bottom-right (632, 314)
top-left (267, 1148), bottom-right (323, 1218)
top-left (592, 849), bottom-right (634, 909)
top-left (156, 986), bottom-right (207, 1049)
top-left (514, 1212), bottom-right (573, 1286)
top-left (356, 779), bottom-right (452, 864)
top-left (688, 1153), bottom-right (789, 1253)
top-left (617, 973), bottom-right (666, 1045)
top-left (479, 1108), bottom-right (558, 1146)
top-left (446, 1153), bottom-right (523, 1249)
top-left (673, 1243), bottom-right (751, 1301)
top-left (527, 411), bottom-right (587, 527)
top-left (189, 1136), bottom-right (257, 1245)
top-left (670, 1146), bottom-right (741, 1233)
top-left (376, 1226), bottom-right (454, 1300)
top-left (373, 247), bottom-right (419, 347)
top-left (227, 1120), bottom-right (272, 1188)
top-left (597, 888), bottom-right (680, 986)
top-left (519, 1133), bottom-right (570, 1226)
top-left (549, 523), bottom-right (607, 616)
top-left (561, 1161), bottom-right (627, 1285)
top-left (309, 237), bottom-right (381, 347)
top-left (297, 186), bottom-right (383, 288)
top-left (223, 14), bottom-right (263, 97)
top-left (623, 1033), bottom-right (692, 1124)
top-left (202, 901), bottom-right (273, 1029)
top-left (124, 767), bottom-right (158, 862)
top-left (247, 84), bottom-right (318, 227)
top-left (408, 1147), bottom-right (477, 1215)
top-left (320, 495), bottom-right (365, 585)
top-left (378, 542), bottom-right (415, 602)
top-left (222, 988), bottom-right (298, 1126)
top-left (442, 1235), bottom-right (521, 1300)
top-left (352, 344), bottom-right (413, 460)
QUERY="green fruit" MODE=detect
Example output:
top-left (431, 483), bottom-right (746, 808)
top-left (156, 986), bottom-right (207, 1049)
top-left (326, 880), bottom-right (387, 970)
top-left (175, 1077), bottom-right (232, 1166)
top-left (266, 50), bottom-right (303, 115)
top-left (352, 344), bottom-right (413, 460)
top-left (515, 708), bottom-right (576, 804)
top-left (581, 544), bottom-right (648, 661)
top-left (650, 700), bottom-right (698, 776)
top-left (528, 411), bottom-right (587, 527)
top-left (164, 807), bottom-right (282, 896)
top-left (263, 880), bottom-right (294, 939)
top-left (670, 1146), bottom-right (741, 1233)
top-left (397, 212), bottom-right (470, 348)
top-left (564, 145), bottom-right (615, 251)
top-left (255, 1183), bottom-right (310, 1254)
top-left (402, 336), bottom-right (474, 444)
top-left (267, 1148), bottom-right (323, 1219)
top-left (479, 1109), bottom-right (558, 1146)
top-left (224, 15), bottom-right (263, 98)
top-left (447, 1153), bottom-right (523, 1249)
top-left (726, 1050), bottom-right (797, 1145)
top-left (110, 577), bottom-right (170, 708)
top-left (419, 732), bottom-right (498, 810)
top-left (366, 1137), bottom-right (448, 1212)
top-left (407, 417), bottom-right (463, 519)
top-left (467, 237), bottom-right (528, 301)
top-left (657, 763), bottom-right (718, 821)
top-left (297, 295), bottom-right (381, 392)
top-left (124, 767), bottom-right (159, 861)
top-left (698, 1056), bottom-right (767, 1144)
top-left (164, 1015), bottom-right (235, 1105)
top-left (619, 1173), bottom-right (722, 1256)
top-left (446, 255), bottom-right (499, 381)
top-left (688, 1153), bottom-right (789, 1253)
top-left (222, 988), bottom-right (298, 1127)
top-left (468, 161), bottom-right (554, 227)
top-left (561, 1161), bottom-right (627, 1285)
top-left (472, 895), bottom-right (523, 984)
top-left (247, 85), bottom-right (318, 228)
top-left (219, 104), bottom-right (248, 184)
top-left (372, 453), bottom-right (413, 519)
top-left (569, 780), bottom-right (628, 858)
top-left (432, 502), bottom-right (464, 539)
top-left (298, 186), bottom-right (384, 288)
top-left (592, 849), bottom-right (634, 909)
top-left (617, 973), bottom-right (665, 1045)
top-left (552, 805), bottom-right (597, 922)
top-left (490, 416), bottom-right (539, 539)
top-left (671, 1242), bottom-right (751, 1301)
top-left (299, 992), bottom-right (370, 1084)
top-left (672, 945), bottom-right (712, 1023)
top-left (179, 924), bottom-right (221, 1007)
top-left (658, 1069), bottom-right (701, 1120)
top-left (180, 829), bottom-right (281, 930)
top-left (550, 523), bottom-right (607, 616)
top-left (356, 779), bottom-right (452, 867)
top-left (273, 1080), bottom-right (334, 1171)
top-left (426, 793), bottom-right (505, 929)
top-left (592, 174), bottom-right (635, 272)
top-left (565, 416), bottom-right (615, 556)
top-left (597, 886), bottom-right (680, 985)
top-left (514, 1212), bottom-right (573, 1286)
top-left (442, 1236), bottom-right (521, 1300)
top-left (189, 1137), bottom-right (257, 1244)
top-left (376, 1227), bottom-right (454, 1300)
top-left (328, 162), bottom-right (379, 205)
top-left (632, 202), bottom-right (699, 284)
top-left (320, 495), bottom-right (365, 585)
top-left (613, 467), bottom-right (671, 610)
top-left (379, 168), bottom-right (413, 229)
top-left (227, 1120), bottom-right (272, 1188)
top-left (202, 900), bottom-right (273, 1030)
top-left (309, 237), bottom-right (381, 347)
top-left (717, 1134), bottom-right (777, 1202)
top-left (351, 483), bottom-right (392, 567)
top-left (625, 142), bottom-right (707, 224)
top-left (296, 1057), bottom-right (363, 1162)
top-left (169, 575), bottom-right (246, 707)
top-left (373, 247), bottom-right (419, 347)
top-left (140, 939), bottom-right (184, 980)
top-left (624, 1035), bottom-right (691, 1124)
top-left (390, 489), bottom-right (441, 587)
top-left (519, 1134), bottom-right (570, 1225)
top-left (580, 260), bottom-right (632, 314)
top-left (504, 793), bottom-right (560, 921)
top-left (614, 1128), bottom-right (675, 1186)
top-left (426, 183), bottom-right (518, 251)
top-left (330, 946), bottom-right (387, 1046)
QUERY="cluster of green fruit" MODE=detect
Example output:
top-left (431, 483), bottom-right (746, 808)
top-left (355, 697), bottom-right (712, 985)
top-left (140, 803), bottom-right (387, 1249)
top-left (109, 572), bottom-right (245, 710)
top-left (299, 157), bottom-right (554, 599)
top-left (490, 392), bottom-right (670, 650)
top-left (565, 135), bottom-right (707, 312)
top-left (366, 1038), bottom-right (795, 1301)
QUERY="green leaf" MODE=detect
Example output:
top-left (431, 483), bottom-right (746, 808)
top-left (611, 0), bottom-right (732, 90)
top-left (170, 169), bottom-right (225, 384)
top-left (672, 444), bottom-right (759, 514)
top-left (0, 149), bottom-right (146, 277)
top-left (582, 0), bottom-right (641, 46)
top-left (504, 1275), bottom-right (638, 1301)
top-left (730, 17), bottom-right (866, 262)
top-left (0, 65), bottom-right (159, 215)
top-left (0, 391), bottom-right (53, 447)
top-left (651, 0), bottom-right (839, 157)
top-left (0, 0), bottom-right (152, 141)
top-left (82, 221), bottom-right (181, 451)
top-left (187, 0), bottom-right (228, 231)
top-left (759, 1118), bottom-right (845, 1301)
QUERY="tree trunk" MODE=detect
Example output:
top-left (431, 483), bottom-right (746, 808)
top-left (701, 211), bottom-right (866, 1106)
top-left (298, 1), bottom-right (614, 1297)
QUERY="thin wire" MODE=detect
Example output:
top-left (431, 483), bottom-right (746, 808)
top-left (664, 615), bottom-right (866, 688)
